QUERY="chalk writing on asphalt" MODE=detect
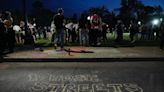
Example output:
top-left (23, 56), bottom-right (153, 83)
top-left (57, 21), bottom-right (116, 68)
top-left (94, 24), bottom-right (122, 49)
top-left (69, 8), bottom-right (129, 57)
top-left (28, 74), bottom-right (143, 92)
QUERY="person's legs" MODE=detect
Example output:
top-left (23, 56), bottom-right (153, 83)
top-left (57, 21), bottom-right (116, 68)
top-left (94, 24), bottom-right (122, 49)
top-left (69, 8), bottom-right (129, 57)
top-left (68, 29), bottom-right (72, 42)
top-left (97, 30), bottom-right (102, 45)
top-left (38, 31), bottom-right (41, 39)
top-left (89, 29), bottom-right (94, 46)
top-left (156, 31), bottom-right (159, 40)
top-left (130, 31), bottom-right (136, 43)
top-left (59, 28), bottom-right (64, 49)
top-left (51, 32), bottom-right (55, 43)
top-left (15, 33), bottom-right (19, 43)
top-left (43, 31), bottom-right (47, 39)
top-left (85, 30), bottom-right (89, 46)
top-left (115, 30), bottom-right (123, 44)
top-left (119, 32), bottom-right (123, 42)
top-left (93, 29), bottom-right (98, 46)
top-left (130, 32), bottom-right (133, 41)
top-left (82, 29), bottom-right (87, 46)
top-left (79, 29), bottom-right (83, 46)
top-left (116, 31), bottom-right (120, 42)
top-left (83, 29), bottom-right (89, 46)
top-left (7, 28), bottom-right (15, 53)
top-left (54, 31), bottom-right (59, 49)
top-left (72, 30), bottom-right (76, 43)
top-left (102, 31), bottom-right (107, 42)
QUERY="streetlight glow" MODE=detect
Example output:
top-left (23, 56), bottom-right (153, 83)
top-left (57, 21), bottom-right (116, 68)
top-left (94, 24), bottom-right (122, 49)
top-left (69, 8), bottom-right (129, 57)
top-left (160, 18), bottom-right (163, 22)
top-left (87, 16), bottom-right (91, 20)
top-left (152, 19), bottom-right (159, 25)
top-left (138, 21), bottom-right (141, 25)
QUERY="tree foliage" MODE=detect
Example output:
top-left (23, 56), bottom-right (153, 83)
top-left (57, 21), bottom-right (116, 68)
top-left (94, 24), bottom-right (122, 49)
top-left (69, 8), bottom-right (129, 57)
top-left (31, 1), bottom-right (54, 26)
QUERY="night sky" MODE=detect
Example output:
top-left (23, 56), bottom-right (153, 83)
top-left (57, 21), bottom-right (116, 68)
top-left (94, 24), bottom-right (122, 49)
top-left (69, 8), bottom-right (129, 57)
top-left (0, 0), bottom-right (164, 16)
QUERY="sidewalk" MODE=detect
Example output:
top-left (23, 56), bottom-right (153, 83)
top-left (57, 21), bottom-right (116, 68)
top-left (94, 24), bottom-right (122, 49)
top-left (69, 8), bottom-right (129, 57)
top-left (2, 46), bottom-right (164, 61)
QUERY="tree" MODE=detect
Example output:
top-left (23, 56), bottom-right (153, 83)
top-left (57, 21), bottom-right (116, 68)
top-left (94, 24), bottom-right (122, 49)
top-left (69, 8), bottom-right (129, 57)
top-left (32, 1), bottom-right (43, 10)
top-left (88, 6), bottom-right (109, 17)
top-left (119, 0), bottom-right (152, 25)
top-left (119, 0), bottom-right (131, 26)
top-left (31, 1), bottom-right (54, 26)
top-left (72, 13), bottom-right (78, 23)
top-left (12, 10), bottom-right (24, 25)
top-left (155, 5), bottom-right (163, 15)
top-left (81, 6), bottom-right (116, 28)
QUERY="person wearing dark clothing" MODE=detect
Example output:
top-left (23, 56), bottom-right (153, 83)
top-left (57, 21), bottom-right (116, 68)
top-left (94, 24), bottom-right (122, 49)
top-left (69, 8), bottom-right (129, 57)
top-left (43, 27), bottom-right (47, 39)
top-left (71, 26), bottom-right (77, 43)
top-left (0, 12), bottom-right (6, 57)
top-left (129, 20), bottom-right (138, 43)
top-left (79, 14), bottom-right (87, 29)
top-left (102, 23), bottom-right (108, 42)
top-left (90, 14), bottom-right (102, 46)
top-left (37, 26), bottom-right (42, 39)
top-left (154, 26), bottom-right (160, 40)
top-left (24, 27), bottom-right (35, 45)
top-left (140, 25), bottom-right (148, 40)
top-left (3, 11), bottom-right (15, 53)
top-left (0, 23), bottom-right (5, 52)
top-left (20, 21), bottom-right (25, 43)
top-left (6, 28), bottom-right (15, 53)
top-left (79, 14), bottom-right (88, 46)
top-left (115, 20), bottom-right (123, 44)
top-left (53, 8), bottom-right (65, 50)
top-left (159, 20), bottom-right (164, 49)
top-left (32, 20), bottom-right (38, 41)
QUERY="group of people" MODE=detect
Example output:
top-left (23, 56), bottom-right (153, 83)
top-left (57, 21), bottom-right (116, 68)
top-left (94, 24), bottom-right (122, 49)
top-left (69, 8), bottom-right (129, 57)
top-left (0, 11), bottom-right (15, 57)
top-left (0, 8), bottom-right (164, 57)
top-left (52, 8), bottom-right (109, 50)
top-left (52, 8), bottom-right (164, 50)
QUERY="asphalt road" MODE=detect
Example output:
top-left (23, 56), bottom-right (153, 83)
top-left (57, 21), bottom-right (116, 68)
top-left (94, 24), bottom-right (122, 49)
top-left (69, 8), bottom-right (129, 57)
top-left (0, 62), bottom-right (164, 92)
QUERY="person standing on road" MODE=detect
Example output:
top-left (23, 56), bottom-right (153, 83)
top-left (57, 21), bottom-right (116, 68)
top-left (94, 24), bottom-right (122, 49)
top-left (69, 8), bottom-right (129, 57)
top-left (115, 20), bottom-right (124, 44)
top-left (0, 11), bottom-right (6, 58)
top-left (90, 13), bottom-right (102, 46)
top-left (3, 11), bottom-right (15, 53)
top-left (53, 8), bottom-right (65, 50)
top-left (129, 20), bottom-right (138, 43)
top-left (79, 14), bottom-right (88, 46)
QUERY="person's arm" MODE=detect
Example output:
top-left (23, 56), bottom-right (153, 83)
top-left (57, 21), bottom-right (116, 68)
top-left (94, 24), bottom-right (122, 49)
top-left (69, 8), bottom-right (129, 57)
top-left (90, 16), bottom-right (93, 25)
top-left (63, 15), bottom-right (66, 27)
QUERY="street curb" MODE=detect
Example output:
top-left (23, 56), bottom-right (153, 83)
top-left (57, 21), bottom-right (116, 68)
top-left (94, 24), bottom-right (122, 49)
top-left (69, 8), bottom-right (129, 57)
top-left (1, 58), bottom-right (164, 62)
